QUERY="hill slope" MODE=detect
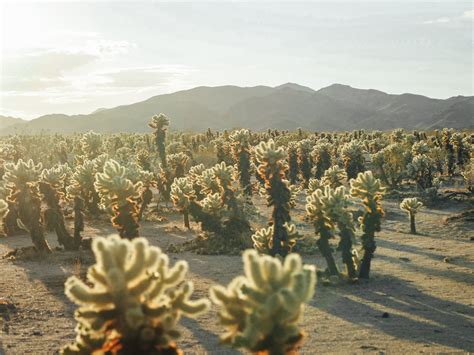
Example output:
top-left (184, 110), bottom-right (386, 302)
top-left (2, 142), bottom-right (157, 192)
top-left (1, 83), bottom-right (472, 134)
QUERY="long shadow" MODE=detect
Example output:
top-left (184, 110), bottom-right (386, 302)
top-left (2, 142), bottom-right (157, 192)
top-left (312, 276), bottom-right (474, 351)
top-left (181, 317), bottom-right (239, 354)
top-left (377, 254), bottom-right (474, 285)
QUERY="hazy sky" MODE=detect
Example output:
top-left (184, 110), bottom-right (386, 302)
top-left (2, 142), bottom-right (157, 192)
top-left (1, 1), bottom-right (472, 119)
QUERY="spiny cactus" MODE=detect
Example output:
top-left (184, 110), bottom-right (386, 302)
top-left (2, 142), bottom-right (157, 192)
top-left (67, 160), bottom-right (101, 215)
top-left (287, 142), bottom-right (299, 185)
top-left (307, 178), bottom-right (324, 195)
top-left (297, 139), bottom-right (313, 188)
top-left (306, 186), bottom-right (339, 276)
top-left (149, 113), bottom-right (170, 168)
top-left (400, 197), bottom-right (423, 234)
top-left (311, 142), bottom-right (331, 178)
top-left (252, 223), bottom-right (298, 255)
top-left (371, 143), bottom-right (409, 189)
top-left (230, 129), bottom-right (253, 195)
top-left (170, 177), bottom-right (195, 229)
top-left (321, 165), bottom-right (347, 188)
top-left (80, 131), bottom-right (103, 160)
top-left (255, 139), bottom-right (292, 257)
top-left (3, 159), bottom-right (51, 253)
top-left (137, 170), bottom-right (156, 221)
top-left (341, 141), bottom-right (366, 179)
top-left (0, 199), bottom-right (9, 236)
top-left (62, 235), bottom-right (210, 354)
top-left (319, 186), bottom-right (358, 279)
top-left (408, 154), bottom-right (434, 190)
top-left (350, 171), bottom-right (385, 279)
top-left (442, 128), bottom-right (455, 176)
top-left (95, 160), bottom-right (142, 239)
top-left (40, 166), bottom-right (79, 250)
top-left (210, 249), bottom-right (316, 355)
top-left (168, 152), bottom-right (189, 179)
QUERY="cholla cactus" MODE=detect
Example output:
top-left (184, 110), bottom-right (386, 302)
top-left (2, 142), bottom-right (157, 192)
top-left (0, 199), bottom-right (9, 236)
top-left (400, 198), bottom-right (423, 234)
top-left (312, 142), bottom-right (332, 179)
top-left (40, 166), bottom-right (79, 250)
top-left (297, 139), bottom-right (313, 188)
top-left (341, 141), bottom-right (365, 179)
top-left (168, 152), bottom-right (189, 179)
top-left (3, 159), bottom-right (51, 253)
top-left (137, 170), bottom-right (156, 221)
top-left (350, 171), bottom-right (385, 279)
top-left (411, 141), bottom-right (430, 156)
top-left (450, 132), bottom-right (469, 168)
top-left (442, 128), bottom-right (455, 176)
top-left (255, 139), bottom-right (292, 257)
top-left (371, 143), bottom-right (409, 189)
top-left (230, 129), bottom-right (253, 195)
top-left (62, 235), bottom-right (210, 354)
top-left (321, 165), bottom-right (347, 188)
top-left (80, 131), bottom-right (103, 159)
top-left (306, 187), bottom-right (339, 276)
top-left (214, 138), bottom-right (234, 165)
top-left (67, 160), bottom-right (101, 214)
top-left (149, 113), bottom-right (170, 168)
top-left (170, 177), bottom-right (195, 229)
top-left (210, 249), bottom-right (316, 355)
top-left (307, 178), bottom-right (323, 195)
top-left (252, 223), bottom-right (298, 255)
top-left (95, 160), bottom-right (142, 239)
top-left (462, 157), bottom-right (474, 193)
top-left (321, 186), bottom-right (358, 279)
top-left (287, 142), bottom-right (299, 185)
top-left (407, 154), bottom-right (434, 190)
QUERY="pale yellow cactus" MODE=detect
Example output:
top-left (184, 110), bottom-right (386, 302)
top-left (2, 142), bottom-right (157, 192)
top-left (307, 178), bottom-right (324, 195)
top-left (212, 161), bottom-right (235, 187)
top-left (41, 166), bottom-right (67, 191)
top-left (62, 235), bottom-right (210, 354)
top-left (3, 159), bottom-right (42, 188)
top-left (252, 223), bottom-right (298, 254)
top-left (210, 249), bottom-right (316, 354)
top-left (148, 113), bottom-right (170, 129)
top-left (400, 197), bottom-right (423, 234)
top-left (170, 177), bottom-right (195, 211)
top-left (80, 131), bottom-right (102, 159)
top-left (321, 165), bottom-right (347, 188)
top-left (201, 193), bottom-right (223, 216)
top-left (254, 139), bottom-right (287, 173)
top-left (0, 199), bottom-right (9, 235)
top-left (350, 170), bottom-right (385, 205)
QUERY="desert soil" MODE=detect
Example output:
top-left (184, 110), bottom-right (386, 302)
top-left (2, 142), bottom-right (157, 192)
top-left (0, 197), bottom-right (473, 355)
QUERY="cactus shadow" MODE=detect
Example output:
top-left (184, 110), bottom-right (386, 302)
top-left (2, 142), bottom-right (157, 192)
top-left (181, 317), bottom-right (239, 354)
top-left (312, 276), bottom-right (474, 351)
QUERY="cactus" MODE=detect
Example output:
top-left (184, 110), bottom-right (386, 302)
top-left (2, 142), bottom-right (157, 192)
top-left (350, 171), bottom-right (385, 279)
top-left (321, 165), bottom-right (347, 188)
top-left (210, 249), bottom-right (316, 355)
top-left (462, 157), bottom-right (474, 193)
top-left (252, 223), bottom-right (298, 255)
top-left (170, 177), bottom-right (195, 229)
top-left (95, 160), bottom-right (142, 239)
top-left (80, 131), bottom-right (103, 160)
top-left (371, 143), bottom-right (409, 189)
top-left (442, 128), bottom-right (455, 176)
top-left (400, 198), bottom-right (423, 234)
top-left (341, 141), bottom-right (366, 179)
top-left (307, 178), bottom-right (324, 195)
top-left (0, 199), bottom-right (9, 236)
top-left (407, 154), bottom-right (434, 190)
top-left (255, 140), bottom-right (292, 257)
top-left (137, 170), bottom-right (156, 221)
top-left (168, 152), bottom-right (189, 179)
top-left (306, 187), bottom-right (339, 276)
top-left (287, 142), bottom-right (299, 185)
top-left (297, 139), bottom-right (312, 188)
top-left (230, 129), bottom-right (253, 195)
top-left (62, 235), bottom-right (210, 354)
top-left (67, 160), bottom-right (101, 215)
top-left (320, 186), bottom-right (358, 279)
top-left (149, 113), bottom-right (169, 168)
top-left (40, 166), bottom-right (79, 250)
top-left (312, 142), bottom-right (332, 179)
top-left (3, 159), bottom-right (51, 253)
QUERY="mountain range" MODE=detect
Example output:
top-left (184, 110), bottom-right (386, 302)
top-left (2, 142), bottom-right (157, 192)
top-left (1, 83), bottom-right (472, 135)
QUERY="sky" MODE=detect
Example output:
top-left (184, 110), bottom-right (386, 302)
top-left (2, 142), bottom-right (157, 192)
top-left (0, 1), bottom-right (472, 119)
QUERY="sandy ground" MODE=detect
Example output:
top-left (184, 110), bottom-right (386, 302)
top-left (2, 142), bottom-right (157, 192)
top-left (0, 197), bottom-right (473, 355)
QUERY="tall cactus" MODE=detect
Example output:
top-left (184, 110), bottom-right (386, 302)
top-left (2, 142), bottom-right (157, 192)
top-left (3, 159), bottom-right (51, 253)
top-left (62, 235), bottom-right (210, 354)
top-left (230, 129), bottom-right (253, 195)
top-left (350, 171), bottom-right (385, 279)
top-left (210, 249), bottom-right (316, 355)
top-left (95, 160), bottom-right (142, 239)
top-left (255, 140), bottom-right (292, 257)
top-left (148, 113), bottom-right (169, 168)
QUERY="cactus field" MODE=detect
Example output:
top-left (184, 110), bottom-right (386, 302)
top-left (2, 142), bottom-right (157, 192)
top-left (0, 121), bottom-right (473, 354)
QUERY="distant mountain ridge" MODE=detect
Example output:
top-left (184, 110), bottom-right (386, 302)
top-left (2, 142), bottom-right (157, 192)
top-left (1, 83), bottom-right (472, 135)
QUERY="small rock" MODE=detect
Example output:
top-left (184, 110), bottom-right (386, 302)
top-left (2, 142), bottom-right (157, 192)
top-left (443, 257), bottom-right (451, 263)
top-left (32, 330), bottom-right (42, 336)
top-left (399, 257), bottom-right (410, 262)
top-left (382, 312), bottom-right (390, 318)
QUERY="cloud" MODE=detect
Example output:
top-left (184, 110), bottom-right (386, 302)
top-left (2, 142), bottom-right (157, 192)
top-left (422, 9), bottom-right (474, 25)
